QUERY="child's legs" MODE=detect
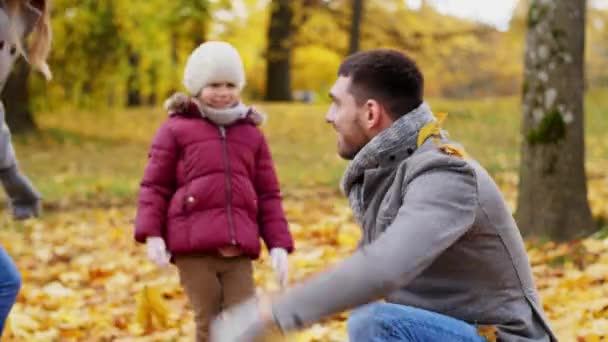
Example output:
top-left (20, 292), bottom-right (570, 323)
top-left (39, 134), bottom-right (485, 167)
top-left (0, 246), bottom-right (21, 334)
top-left (219, 256), bottom-right (255, 309)
top-left (175, 255), bottom-right (221, 342)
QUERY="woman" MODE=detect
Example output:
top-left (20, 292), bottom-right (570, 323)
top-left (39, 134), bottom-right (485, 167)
top-left (0, 0), bottom-right (51, 334)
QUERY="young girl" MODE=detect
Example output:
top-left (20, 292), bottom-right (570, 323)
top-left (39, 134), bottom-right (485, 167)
top-left (0, 0), bottom-right (51, 335)
top-left (134, 41), bottom-right (294, 341)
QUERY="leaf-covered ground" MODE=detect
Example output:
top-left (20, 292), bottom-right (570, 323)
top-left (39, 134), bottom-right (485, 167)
top-left (2, 176), bottom-right (608, 341)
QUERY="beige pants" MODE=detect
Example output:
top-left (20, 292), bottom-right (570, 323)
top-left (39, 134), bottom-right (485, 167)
top-left (175, 255), bottom-right (255, 342)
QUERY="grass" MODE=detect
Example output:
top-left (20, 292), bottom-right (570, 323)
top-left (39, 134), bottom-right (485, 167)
top-left (8, 90), bottom-right (608, 212)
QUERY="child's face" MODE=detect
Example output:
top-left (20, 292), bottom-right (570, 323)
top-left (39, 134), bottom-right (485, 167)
top-left (199, 82), bottom-right (240, 109)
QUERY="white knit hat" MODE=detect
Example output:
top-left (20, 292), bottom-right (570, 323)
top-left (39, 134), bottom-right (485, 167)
top-left (183, 41), bottom-right (246, 96)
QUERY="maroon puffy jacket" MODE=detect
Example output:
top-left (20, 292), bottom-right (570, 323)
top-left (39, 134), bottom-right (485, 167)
top-left (134, 97), bottom-right (293, 258)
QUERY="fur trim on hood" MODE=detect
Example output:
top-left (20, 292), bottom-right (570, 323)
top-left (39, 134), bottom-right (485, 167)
top-left (163, 92), bottom-right (265, 126)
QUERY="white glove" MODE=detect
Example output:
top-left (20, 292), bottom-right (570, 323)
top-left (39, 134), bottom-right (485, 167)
top-left (146, 237), bottom-right (171, 268)
top-left (270, 248), bottom-right (288, 288)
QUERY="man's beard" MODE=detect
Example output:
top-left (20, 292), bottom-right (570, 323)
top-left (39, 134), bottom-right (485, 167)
top-left (338, 134), bottom-right (367, 160)
top-left (338, 144), bottom-right (362, 160)
top-left (337, 115), bottom-right (369, 160)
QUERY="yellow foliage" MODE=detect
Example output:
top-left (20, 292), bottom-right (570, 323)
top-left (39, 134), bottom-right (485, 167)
top-left (293, 46), bottom-right (342, 92)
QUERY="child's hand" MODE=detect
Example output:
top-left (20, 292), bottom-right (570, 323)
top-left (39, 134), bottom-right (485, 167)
top-left (270, 248), bottom-right (288, 288)
top-left (146, 237), bottom-right (171, 268)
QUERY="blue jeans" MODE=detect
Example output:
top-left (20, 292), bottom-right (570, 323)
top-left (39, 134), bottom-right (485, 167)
top-left (0, 246), bottom-right (21, 333)
top-left (348, 303), bottom-right (487, 342)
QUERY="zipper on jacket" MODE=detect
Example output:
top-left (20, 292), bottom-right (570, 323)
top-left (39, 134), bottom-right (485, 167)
top-left (219, 126), bottom-right (237, 245)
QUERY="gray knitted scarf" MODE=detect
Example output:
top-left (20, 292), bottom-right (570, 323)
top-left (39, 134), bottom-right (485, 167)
top-left (341, 102), bottom-right (437, 222)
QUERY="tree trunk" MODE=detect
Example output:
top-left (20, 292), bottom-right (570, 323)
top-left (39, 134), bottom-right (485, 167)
top-left (348, 0), bottom-right (364, 55)
top-left (127, 52), bottom-right (142, 107)
top-left (166, 30), bottom-right (180, 97)
top-left (190, 25), bottom-right (205, 49)
top-left (265, 0), bottom-right (293, 101)
top-left (516, 0), bottom-right (594, 240)
top-left (1, 59), bottom-right (37, 133)
top-left (189, 0), bottom-right (208, 50)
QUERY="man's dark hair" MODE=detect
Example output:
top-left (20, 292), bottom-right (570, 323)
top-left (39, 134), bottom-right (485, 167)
top-left (338, 49), bottom-right (424, 120)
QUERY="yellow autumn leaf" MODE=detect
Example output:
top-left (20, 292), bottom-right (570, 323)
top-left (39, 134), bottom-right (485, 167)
top-left (477, 325), bottom-right (498, 342)
top-left (417, 112), bottom-right (448, 147)
top-left (136, 285), bottom-right (170, 333)
top-left (435, 112), bottom-right (448, 124)
top-left (417, 121), bottom-right (441, 147)
top-left (438, 143), bottom-right (468, 158)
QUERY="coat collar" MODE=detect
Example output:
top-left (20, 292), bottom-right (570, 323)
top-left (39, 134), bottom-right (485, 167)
top-left (341, 102), bottom-right (437, 196)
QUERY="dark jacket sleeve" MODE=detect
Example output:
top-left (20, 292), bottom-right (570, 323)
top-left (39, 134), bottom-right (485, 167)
top-left (253, 133), bottom-right (294, 252)
top-left (134, 121), bottom-right (179, 243)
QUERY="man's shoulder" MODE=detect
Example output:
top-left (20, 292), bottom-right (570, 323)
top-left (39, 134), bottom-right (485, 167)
top-left (400, 139), bottom-right (475, 182)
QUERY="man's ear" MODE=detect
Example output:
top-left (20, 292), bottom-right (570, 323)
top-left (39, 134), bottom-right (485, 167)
top-left (363, 99), bottom-right (385, 129)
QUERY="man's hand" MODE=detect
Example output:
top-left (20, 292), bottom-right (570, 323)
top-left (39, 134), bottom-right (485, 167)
top-left (146, 237), bottom-right (171, 268)
top-left (210, 296), bottom-right (276, 342)
top-left (270, 248), bottom-right (289, 288)
top-left (0, 165), bottom-right (41, 220)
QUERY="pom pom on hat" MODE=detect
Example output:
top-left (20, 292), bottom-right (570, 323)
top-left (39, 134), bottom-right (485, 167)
top-left (183, 41), bottom-right (246, 95)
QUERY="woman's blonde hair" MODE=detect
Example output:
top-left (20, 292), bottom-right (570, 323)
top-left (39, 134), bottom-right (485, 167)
top-left (5, 0), bottom-right (52, 80)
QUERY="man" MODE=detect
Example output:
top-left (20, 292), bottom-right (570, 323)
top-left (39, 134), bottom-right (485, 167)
top-left (211, 49), bottom-right (556, 341)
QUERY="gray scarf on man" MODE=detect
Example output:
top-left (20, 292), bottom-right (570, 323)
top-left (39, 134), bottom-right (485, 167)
top-left (341, 102), bottom-right (437, 222)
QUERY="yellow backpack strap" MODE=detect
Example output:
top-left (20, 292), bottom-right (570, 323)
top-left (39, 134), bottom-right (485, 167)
top-left (416, 113), bottom-right (467, 159)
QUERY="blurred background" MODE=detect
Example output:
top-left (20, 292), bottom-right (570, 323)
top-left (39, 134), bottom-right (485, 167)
top-left (4, 0), bottom-right (608, 110)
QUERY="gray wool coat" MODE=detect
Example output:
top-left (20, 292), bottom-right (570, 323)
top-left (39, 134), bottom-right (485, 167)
top-left (272, 103), bottom-right (557, 341)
